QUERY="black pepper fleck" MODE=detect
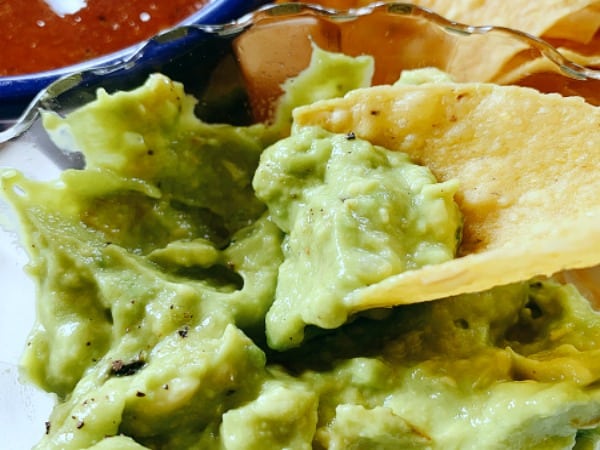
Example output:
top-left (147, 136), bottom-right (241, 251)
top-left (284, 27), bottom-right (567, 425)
top-left (178, 326), bottom-right (189, 338)
top-left (346, 131), bottom-right (356, 140)
top-left (136, 391), bottom-right (146, 397)
top-left (110, 359), bottom-right (145, 377)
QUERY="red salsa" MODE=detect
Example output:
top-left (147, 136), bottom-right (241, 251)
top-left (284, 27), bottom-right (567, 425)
top-left (1, 0), bottom-right (210, 76)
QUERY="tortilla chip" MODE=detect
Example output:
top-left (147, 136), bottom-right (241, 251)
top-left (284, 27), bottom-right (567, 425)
top-left (543, 4), bottom-right (600, 43)
top-left (549, 33), bottom-right (600, 58)
top-left (495, 33), bottom-right (600, 81)
top-left (410, 1), bottom-right (600, 82)
top-left (491, 42), bottom-right (600, 104)
top-left (293, 80), bottom-right (600, 310)
top-left (512, 71), bottom-right (600, 106)
top-left (410, 0), bottom-right (600, 41)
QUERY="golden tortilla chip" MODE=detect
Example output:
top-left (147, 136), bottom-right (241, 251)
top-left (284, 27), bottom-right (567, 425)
top-left (411, 0), bottom-right (600, 42)
top-left (491, 42), bottom-right (600, 105)
top-left (494, 30), bottom-right (600, 81)
top-left (494, 51), bottom-right (597, 86)
top-left (543, 3), bottom-right (600, 43)
top-left (293, 80), bottom-right (600, 310)
top-left (411, 0), bottom-right (600, 82)
top-left (511, 71), bottom-right (600, 107)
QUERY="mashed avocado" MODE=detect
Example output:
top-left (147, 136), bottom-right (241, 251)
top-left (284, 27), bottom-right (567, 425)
top-left (2, 47), bottom-right (600, 450)
top-left (254, 126), bottom-right (461, 348)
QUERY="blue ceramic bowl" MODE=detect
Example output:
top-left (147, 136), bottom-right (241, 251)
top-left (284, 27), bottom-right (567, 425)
top-left (0, 0), bottom-right (269, 125)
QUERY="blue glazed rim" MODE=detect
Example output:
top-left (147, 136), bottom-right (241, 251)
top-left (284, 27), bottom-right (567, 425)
top-left (0, 0), bottom-right (269, 121)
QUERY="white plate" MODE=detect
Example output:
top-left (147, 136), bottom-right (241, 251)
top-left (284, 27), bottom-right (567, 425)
top-left (0, 126), bottom-right (60, 448)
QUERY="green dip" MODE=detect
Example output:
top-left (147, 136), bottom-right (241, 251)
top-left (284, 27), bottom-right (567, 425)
top-left (2, 47), bottom-right (600, 450)
top-left (254, 125), bottom-right (461, 349)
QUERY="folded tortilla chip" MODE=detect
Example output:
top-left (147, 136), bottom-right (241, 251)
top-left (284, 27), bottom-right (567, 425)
top-left (494, 35), bottom-right (600, 83)
top-left (408, 0), bottom-right (600, 81)
top-left (493, 34), bottom-right (600, 104)
top-left (543, 4), bottom-right (600, 43)
top-left (411, 0), bottom-right (600, 43)
top-left (293, 80), bottom-right (600, 310)
top-left (491, 53), bottom-right (600, 108)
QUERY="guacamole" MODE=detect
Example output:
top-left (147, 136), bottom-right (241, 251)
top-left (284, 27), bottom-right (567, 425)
top-left (253, 125), bottom-right (461, 349)
top-left (2, 47), bottom-right (600, 450)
